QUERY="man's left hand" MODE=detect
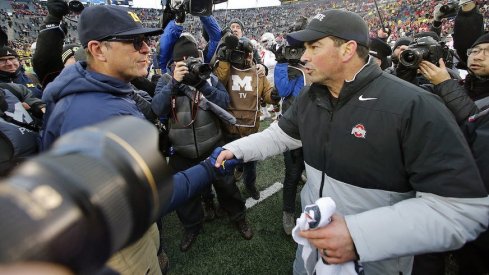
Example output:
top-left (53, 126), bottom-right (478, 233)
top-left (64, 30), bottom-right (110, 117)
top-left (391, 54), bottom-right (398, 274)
top-left (256, 64), bottom-right (266, 77)
top-left (299, 214), bottom-right (358, 264)
top-left (419, 58), bottom-right (451, 85)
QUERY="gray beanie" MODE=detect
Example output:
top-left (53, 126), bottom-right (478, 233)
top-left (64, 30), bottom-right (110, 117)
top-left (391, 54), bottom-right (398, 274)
top-left (229, 18), bottom-right (244, 32)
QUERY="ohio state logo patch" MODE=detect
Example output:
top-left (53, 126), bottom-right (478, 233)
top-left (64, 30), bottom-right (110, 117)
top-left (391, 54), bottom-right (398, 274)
top-left (351, 124), bottom-right (366, 138)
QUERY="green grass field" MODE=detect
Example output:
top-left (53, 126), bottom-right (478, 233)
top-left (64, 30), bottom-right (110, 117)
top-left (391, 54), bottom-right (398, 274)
top-left (161, 120), bottom-right (301, 275)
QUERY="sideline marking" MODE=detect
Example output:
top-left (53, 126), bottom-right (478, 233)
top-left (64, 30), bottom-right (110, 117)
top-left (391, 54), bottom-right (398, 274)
top-left (246, 182), bottom-right (283, 209)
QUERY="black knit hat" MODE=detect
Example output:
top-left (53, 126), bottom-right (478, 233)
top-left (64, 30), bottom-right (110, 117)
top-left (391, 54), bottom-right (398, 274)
top-left (471, 32), bottom-right (489, 48)
top-left (369, 37), bottom-right (392, 70)
top-left (392, 37), bottom-right (412, 51)
top-left (61, 44), bottom-right (82, 64)
top-left (172, 36), bottom-right (199, 62)
top-left (0, 46), bottom-right (18, 58)
top-left (287, 9), bottom-right (369, 47)
top-left (229, 18), bottom-right (245, 32)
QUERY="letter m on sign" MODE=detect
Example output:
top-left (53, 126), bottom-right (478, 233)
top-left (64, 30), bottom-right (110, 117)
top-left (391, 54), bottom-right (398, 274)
top-left (231, 75), bottom-right (252, 92)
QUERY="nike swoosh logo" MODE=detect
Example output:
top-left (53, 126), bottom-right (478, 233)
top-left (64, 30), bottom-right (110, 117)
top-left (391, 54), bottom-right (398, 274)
top-left (358, 95), bottom-right (378, 101)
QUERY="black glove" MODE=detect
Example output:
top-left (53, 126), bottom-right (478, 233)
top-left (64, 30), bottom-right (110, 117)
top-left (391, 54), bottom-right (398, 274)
top-left (47, 0), bottom-right (69, 20)
top-left (395, 63), bottom-right (418, 85)
top-left (175, 7), bottom-right (186, 24)
top-left (160, 4), bottom-right (175, 29)
top-left (270, 89), bottom-right (281, 102)
top-left (272, 45), bottom-right (286, 63)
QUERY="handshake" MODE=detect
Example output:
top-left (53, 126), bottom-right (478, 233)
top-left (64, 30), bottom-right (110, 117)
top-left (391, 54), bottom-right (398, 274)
top-left (205, 147), bottom-right (242, 175)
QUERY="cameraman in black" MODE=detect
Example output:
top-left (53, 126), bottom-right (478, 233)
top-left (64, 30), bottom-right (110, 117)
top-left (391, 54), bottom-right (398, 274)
top-left (412, 32), bottom-right (489, 275)
top-left (431, 0), bottom-right (484, 68)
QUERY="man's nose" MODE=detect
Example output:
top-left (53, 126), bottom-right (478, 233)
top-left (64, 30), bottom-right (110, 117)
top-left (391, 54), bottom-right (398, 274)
top-left (139, 41), bottom-right (150, 54)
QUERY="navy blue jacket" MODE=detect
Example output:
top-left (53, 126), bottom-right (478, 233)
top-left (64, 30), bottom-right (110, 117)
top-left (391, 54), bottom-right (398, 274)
top-left (41, 62), bottom-right (145, 150)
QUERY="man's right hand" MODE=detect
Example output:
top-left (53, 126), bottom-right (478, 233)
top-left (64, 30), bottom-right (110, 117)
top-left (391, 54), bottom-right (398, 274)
top-left (214, 149), bottom-right (236, 169)
top-left (173, 61), bottom-right (188, 83)
top-left (47, 0), bottom-right (69, 19)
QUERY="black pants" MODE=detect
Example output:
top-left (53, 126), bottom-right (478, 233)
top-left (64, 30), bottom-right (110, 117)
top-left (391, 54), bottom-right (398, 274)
top-left (282, 148), bottom-right (304, 214)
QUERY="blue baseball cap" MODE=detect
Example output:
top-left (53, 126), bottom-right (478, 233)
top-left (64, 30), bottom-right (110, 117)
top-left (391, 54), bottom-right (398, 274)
top-left (78, 5), bottom-right (162, 48)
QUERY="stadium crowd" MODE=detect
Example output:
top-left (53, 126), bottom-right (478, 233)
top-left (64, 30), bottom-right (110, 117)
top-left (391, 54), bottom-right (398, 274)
top-left (1, 0), bottom-right (489, 274)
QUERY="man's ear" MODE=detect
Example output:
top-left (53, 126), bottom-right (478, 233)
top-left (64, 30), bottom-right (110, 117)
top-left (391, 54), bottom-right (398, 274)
top-left (341, 41), bottom-right (358, 62)
top-left (86, 41), bottom-right (107, 62)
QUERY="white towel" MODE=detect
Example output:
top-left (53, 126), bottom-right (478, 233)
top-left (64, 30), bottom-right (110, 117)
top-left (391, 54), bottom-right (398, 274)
top-left (292, 197), bottom-right (360, 275)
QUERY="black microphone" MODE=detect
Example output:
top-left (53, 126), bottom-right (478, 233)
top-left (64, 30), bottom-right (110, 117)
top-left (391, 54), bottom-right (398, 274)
top-left (224, 35), bottom-right (239, 50)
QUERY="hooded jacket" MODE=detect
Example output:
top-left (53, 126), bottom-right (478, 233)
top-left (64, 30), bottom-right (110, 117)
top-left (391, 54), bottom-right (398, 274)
top-left (41, 62), bottom-right (144, 150)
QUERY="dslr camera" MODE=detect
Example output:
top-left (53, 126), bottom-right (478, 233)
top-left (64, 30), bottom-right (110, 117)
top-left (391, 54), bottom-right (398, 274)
top-left (399, 36), bottom-right (452, 69)
top-left (183, 57), bottom-right (212, 83)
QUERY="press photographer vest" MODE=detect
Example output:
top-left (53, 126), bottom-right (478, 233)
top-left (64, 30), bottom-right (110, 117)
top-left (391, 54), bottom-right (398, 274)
top-left (169, 86), bottom-right (222, 159)
top-left (225, 66), bottom-right (259, 137)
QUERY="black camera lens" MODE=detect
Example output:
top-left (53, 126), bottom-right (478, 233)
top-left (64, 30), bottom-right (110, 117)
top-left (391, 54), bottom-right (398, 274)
top-left (0, 117), bottom-right (172, 273)
top-left (400, 48), bottom-right (424, 69)
top-left (403, 51), bottom-right (416, 63)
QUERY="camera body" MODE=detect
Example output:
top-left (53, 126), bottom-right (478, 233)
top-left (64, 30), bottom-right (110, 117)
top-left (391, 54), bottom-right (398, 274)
top-left (184, 57), bottom-right (212, 82)
top-left (440, 1), bottom-right (459, 18)
top-left (229, 39), bottom-right (253, 66)
top-left (399, 36), bottom-right (447, 69)
top-left (164, 0), bottom-right (223, 16)
top-left (284, 46), bottom-right (305, 64)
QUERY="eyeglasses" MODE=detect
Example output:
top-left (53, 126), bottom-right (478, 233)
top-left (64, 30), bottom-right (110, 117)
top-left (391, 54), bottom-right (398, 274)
top-left (0, 57), bottom-right (19, 66)
top-left (103, 36), bottom-right (150, 51)
top-left (467, 47), bottom-right (489, 57)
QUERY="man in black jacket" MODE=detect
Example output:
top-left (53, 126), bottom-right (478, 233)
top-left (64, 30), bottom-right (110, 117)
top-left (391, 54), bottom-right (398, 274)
top-left (214, 9), bottom-right (489, 275)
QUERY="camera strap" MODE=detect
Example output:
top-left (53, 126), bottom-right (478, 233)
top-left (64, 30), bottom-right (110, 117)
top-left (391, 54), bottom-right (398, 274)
top-left (171, 89), bottom-right (201, 127)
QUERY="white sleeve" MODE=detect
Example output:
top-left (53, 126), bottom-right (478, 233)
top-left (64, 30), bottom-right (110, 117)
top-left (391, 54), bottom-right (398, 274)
top-left (346, 192), bottom-right (489, 262)
top-left (224, 122), bottom-right (302, 162)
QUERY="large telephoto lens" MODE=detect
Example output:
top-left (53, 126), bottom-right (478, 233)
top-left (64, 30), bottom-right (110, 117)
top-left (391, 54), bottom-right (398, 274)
top-left (0, 117), bottom-right (172, 273)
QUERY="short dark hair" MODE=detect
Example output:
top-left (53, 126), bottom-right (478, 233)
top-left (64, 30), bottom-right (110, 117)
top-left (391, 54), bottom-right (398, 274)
top-left (329, 36), bottom-right (369, 59)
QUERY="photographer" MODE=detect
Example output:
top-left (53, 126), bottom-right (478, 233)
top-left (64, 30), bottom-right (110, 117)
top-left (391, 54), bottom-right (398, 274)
top-left (395, 33), bottom-right (460, 86)
top-left (214, 35), bottom-right (279, 202)
top-left (152, 35), bottom-right (246, 249)
top-left (431, 0), bottom-right (484, 68)
top-left (412, 33), bottom-right (489, 275)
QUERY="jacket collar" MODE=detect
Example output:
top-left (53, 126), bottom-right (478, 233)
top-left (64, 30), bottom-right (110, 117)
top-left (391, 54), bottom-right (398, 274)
top-left (309, 57), bottom-right (383, 110)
